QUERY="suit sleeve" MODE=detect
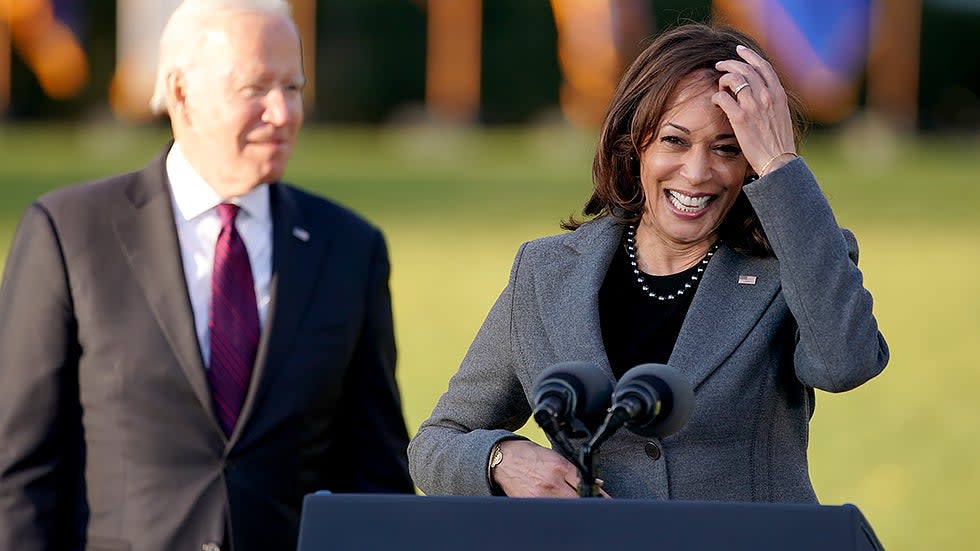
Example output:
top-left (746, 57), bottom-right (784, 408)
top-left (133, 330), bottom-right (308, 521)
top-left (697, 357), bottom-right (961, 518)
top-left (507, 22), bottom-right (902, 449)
top-left (407, 244), bottom-right (532, 496)
top-left (321, 230), bottom-right (414, 493)
top-left (743, 157), bottom-right (889, 392)
top-left (0, 203), bottom-right (83, 550)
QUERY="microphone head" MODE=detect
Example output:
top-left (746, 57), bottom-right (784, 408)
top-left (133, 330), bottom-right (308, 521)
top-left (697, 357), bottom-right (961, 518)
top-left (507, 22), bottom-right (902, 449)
top-left (532, 361), bottom-right (614, 431)
top-left (614, 363), bottom-right (694, 438)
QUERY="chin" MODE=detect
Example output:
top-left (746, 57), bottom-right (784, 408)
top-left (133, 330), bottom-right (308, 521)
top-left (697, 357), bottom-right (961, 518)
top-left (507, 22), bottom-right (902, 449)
top-left (666, 223), bottom-right (720, 245)
top-left (252, 161), bottom-right (287, 184)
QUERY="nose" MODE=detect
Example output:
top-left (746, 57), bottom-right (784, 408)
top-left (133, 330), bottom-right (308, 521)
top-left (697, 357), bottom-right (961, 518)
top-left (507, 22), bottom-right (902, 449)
top-left (678, 147), bottom-right (713, 185)
top-left (261, 88), bottom-right (296, 127)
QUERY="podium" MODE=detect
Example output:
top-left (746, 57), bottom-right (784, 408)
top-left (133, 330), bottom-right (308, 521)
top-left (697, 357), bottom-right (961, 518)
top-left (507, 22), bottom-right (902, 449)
top-left (297, 493), bottom-right (885, 550)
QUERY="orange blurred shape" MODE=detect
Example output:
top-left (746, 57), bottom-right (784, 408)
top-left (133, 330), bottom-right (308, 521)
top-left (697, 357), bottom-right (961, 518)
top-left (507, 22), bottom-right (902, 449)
top-left (0, 0), bottom-right (50, 24)
top-left (794, 65), bottom-right (861, 124)
top-left (109, 54), bottom-right (158, 122)
top-left (3, 0), bottom-right (88, 100)
top-left (866, 0), bottom-right (921, 129)
top-left (1, 22), bottom-right (8, 112)
top-left (426, 0), bottom-right (481, 123)
top-left (21, 24), bottom-right (88, 99)
top-left (551, 0), bottom-right (620, 127)
top-left (290, 0), bottom-right (316, 113)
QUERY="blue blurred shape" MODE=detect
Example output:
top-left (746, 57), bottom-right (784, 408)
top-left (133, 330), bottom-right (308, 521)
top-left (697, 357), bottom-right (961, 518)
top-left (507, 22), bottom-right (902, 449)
top-left (775, 0), bottom-right (870, 76)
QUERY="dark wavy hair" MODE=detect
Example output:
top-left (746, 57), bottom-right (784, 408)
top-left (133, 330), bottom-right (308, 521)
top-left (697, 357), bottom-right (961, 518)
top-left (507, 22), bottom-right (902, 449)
top-left (563, 22), bottom-right (808, 257)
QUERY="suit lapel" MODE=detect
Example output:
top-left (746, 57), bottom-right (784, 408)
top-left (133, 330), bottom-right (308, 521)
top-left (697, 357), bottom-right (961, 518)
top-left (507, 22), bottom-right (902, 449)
top-left (669, 246), bottom-right (780, 390)
top-left (535, 217), bottom-right (622, 376)
top-left (230, 184), bottom-right (330, 443)
top-left (113, 148), bottom-right (217, 426)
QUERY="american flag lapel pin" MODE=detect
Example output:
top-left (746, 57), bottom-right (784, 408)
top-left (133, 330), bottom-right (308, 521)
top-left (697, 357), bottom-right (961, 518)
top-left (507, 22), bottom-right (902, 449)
top-left (292, 227), bottom-right (310, 242)
top-left (737, 275), bottom-right (757, 285)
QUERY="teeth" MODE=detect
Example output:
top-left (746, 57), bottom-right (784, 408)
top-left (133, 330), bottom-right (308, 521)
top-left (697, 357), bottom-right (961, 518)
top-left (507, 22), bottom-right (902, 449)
top-left (667, 190), bottom-right (712, 212)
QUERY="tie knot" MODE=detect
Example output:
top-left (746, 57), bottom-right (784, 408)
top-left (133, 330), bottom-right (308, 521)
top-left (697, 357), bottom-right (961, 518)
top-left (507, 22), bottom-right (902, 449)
top-left (216, 203), bottom-right (240, 228)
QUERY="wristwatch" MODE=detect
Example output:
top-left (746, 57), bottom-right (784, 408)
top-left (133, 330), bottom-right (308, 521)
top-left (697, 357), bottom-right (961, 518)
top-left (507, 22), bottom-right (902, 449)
top-left (487, 442), bottom-right (504, 492)
top-left (489, 443), bottom-right (504, 470)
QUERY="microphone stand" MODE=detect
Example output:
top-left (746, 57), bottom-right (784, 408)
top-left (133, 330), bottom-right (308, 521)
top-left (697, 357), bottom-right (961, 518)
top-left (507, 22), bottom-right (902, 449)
top-left (576, 405), bottom-right (634, 497)
top-left (535, 403), bottom-right (635, 498)
top-left (576, 442), bottom-right (602, 497)
top-left (535, 410), bottom-right (603, 497)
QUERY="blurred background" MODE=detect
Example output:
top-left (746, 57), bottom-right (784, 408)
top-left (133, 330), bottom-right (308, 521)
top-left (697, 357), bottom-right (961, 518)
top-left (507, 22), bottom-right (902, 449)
top-left (1, 1), bottom-right (977, 549)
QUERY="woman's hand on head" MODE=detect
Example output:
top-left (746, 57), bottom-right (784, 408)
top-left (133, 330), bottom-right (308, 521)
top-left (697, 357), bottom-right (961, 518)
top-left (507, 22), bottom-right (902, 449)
top-left (712, 45), bottom-right (798, 178)
top-left (492, 440), bottom-right (610, 498)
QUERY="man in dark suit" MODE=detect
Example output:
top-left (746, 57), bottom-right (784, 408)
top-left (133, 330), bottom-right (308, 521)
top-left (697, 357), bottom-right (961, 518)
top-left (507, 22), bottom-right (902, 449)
top-left (0, 1), bottom-right (413, 550)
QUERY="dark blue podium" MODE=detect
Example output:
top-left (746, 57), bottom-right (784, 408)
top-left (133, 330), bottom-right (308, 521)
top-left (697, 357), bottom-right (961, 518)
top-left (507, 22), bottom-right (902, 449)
top-left (297, 493), bottom-right (885, 550)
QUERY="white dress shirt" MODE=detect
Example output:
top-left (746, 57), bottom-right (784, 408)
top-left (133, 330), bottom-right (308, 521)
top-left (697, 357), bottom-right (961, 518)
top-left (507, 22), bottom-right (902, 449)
top-left (166, 143), bottom-right (273, 367)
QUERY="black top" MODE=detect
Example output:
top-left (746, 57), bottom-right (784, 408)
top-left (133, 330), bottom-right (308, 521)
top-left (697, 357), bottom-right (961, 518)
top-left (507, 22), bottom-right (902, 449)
top-left (598, 239), bottom-right (705, 379)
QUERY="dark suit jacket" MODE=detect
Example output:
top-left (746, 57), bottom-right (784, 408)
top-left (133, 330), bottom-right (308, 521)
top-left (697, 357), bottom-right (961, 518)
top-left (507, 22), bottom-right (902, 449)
top-left (409, 158), bottom-right (888, 502)
top-left (0, 145), bottom-right (414, 551)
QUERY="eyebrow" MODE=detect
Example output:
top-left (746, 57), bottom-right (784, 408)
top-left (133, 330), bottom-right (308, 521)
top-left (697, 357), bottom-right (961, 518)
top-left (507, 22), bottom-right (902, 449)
top-left (662, 122), bottom-right (736, 140)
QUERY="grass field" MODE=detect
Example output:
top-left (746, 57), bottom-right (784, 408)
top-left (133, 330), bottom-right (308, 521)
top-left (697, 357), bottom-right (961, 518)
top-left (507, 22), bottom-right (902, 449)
top-left (1, 123), bottom-right (978, 549)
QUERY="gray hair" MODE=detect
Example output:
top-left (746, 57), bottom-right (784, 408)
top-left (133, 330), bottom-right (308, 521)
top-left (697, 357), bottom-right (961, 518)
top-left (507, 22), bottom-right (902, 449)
top-left (149, 0), bottom-right (295, 116)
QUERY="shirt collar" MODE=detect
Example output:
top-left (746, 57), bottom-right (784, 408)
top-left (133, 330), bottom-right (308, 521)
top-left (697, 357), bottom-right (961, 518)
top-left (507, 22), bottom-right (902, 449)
top-left (166, 142), bottom-right (271, 223)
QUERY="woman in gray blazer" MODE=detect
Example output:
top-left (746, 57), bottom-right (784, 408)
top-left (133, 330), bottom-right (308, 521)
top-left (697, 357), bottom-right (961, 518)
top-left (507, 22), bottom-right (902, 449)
top-left (409, 23), bottom-right (888, 503)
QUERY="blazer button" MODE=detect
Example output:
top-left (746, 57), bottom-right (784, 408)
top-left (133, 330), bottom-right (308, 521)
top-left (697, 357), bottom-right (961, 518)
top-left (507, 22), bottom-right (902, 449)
top-left (202, 543), bottom-right (221, 551)
top-left (644, 441), bottom-right (662, 461)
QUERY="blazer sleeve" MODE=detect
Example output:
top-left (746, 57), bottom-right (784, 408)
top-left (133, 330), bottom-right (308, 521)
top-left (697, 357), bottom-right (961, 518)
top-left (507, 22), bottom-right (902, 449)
top-left (0, 203), bottom-right (84, 550)
top-left (743, 157), bottom-right (889, 392)
top-left (408, 243), bottom-right (532, 496)
top-left (320, 229), bottom-right (414, 494)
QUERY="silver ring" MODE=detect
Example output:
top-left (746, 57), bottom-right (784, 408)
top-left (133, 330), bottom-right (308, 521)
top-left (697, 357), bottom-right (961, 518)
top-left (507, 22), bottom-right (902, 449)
top-left (733, 82), bottom-right (750, 96)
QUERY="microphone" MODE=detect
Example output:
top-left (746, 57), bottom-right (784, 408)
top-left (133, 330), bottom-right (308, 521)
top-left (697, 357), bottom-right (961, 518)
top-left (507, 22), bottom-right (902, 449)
top-left (532, 361), bottom-right (613, 438)
top-left (592, 363), bottom-right (694, 443)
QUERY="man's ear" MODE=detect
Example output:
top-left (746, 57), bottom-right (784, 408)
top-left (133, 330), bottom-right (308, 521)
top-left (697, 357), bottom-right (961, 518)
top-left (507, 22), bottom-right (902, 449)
top-left (167, 70), bottom-right (190, 122)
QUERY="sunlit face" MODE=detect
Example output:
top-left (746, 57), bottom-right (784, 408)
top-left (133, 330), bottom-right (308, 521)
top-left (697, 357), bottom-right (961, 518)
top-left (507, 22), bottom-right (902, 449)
top-left (176, 11), bottom-right (304, 197)
top-left (638, 72), bottom-right (751, 249)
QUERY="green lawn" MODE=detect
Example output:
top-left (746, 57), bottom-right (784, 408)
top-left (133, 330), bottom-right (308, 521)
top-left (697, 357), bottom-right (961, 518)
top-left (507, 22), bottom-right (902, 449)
top-left (1, 123), bottom-right (978, 550)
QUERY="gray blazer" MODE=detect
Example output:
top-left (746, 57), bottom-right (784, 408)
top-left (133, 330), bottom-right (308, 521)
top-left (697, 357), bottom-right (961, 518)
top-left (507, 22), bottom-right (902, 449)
top-left (408, 158), bottom-right (888, 502)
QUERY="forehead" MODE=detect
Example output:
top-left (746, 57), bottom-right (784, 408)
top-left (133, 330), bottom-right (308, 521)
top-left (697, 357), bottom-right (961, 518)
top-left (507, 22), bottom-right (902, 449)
top-left (200, 12), bottom-right (302, 76)
top-left (659, 71), bottom-right (730, 131)
top-left (669, 71), bottom-right (717, 104)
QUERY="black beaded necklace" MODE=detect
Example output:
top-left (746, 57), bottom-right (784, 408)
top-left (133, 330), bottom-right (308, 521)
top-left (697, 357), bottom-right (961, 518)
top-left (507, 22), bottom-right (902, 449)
top-left (624, 224), bottom-right (719, 301)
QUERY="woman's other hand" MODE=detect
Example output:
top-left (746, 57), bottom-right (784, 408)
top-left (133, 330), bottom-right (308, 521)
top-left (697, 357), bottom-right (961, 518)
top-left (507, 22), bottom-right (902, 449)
top-left (492, 440), bottom-right (610, 498)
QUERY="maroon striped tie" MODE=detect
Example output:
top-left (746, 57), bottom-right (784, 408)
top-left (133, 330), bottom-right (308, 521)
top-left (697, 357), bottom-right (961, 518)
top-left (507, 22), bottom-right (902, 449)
top-left (208, 203), bottom-right (259, 437)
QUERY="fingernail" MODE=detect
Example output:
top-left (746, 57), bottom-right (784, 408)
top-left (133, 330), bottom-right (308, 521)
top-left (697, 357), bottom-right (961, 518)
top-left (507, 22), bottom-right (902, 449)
top-left (737, 44), bottom-right (746, 50)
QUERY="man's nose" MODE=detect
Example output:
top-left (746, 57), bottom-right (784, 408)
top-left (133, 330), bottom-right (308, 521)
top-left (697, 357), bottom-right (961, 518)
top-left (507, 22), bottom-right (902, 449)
top-left (262, 88), bottom-right (292, 126)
